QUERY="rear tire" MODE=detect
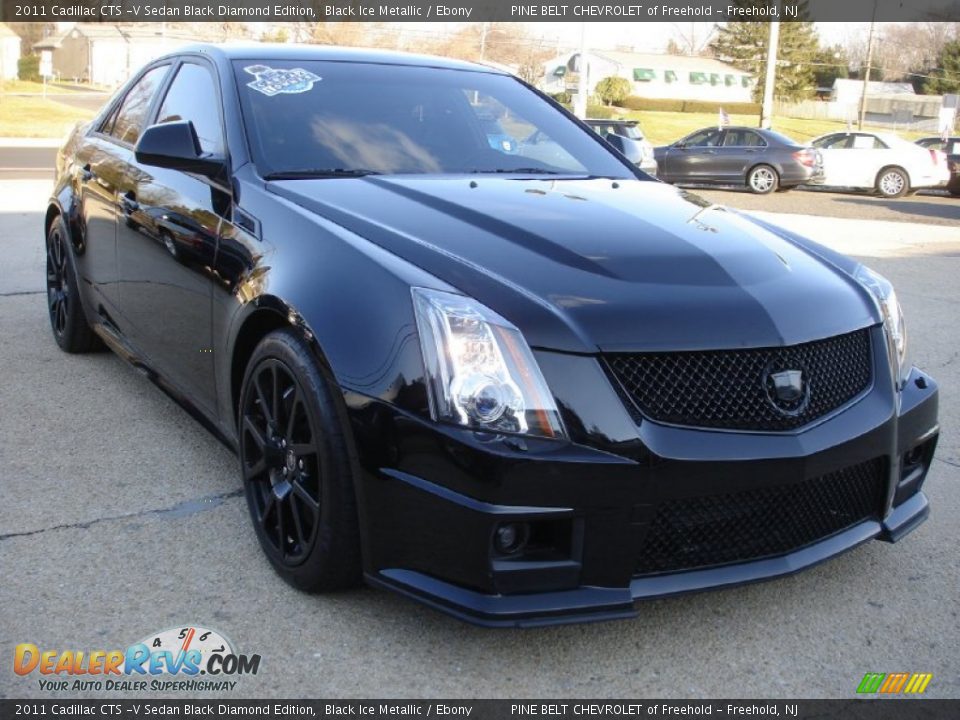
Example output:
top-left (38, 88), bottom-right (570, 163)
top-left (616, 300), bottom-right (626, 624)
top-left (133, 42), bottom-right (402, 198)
top-left (747, 165), bottom-right (778, 194)
top-left (238, 328), bottom-right (362, 592)
top-left (876, 167), bottom-right (908, 198)
top-left (46, 216), bottom-right (101, 353)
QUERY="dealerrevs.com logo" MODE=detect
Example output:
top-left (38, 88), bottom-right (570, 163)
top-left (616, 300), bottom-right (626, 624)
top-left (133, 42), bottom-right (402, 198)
top-left (856, 672), bottom-right (933, 695)
top-left (14, 626), bottom-right (261, 692)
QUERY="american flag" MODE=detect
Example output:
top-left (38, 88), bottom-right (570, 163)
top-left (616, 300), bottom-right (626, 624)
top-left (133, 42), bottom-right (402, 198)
top-left (718, 107), bottom-right (730, 129)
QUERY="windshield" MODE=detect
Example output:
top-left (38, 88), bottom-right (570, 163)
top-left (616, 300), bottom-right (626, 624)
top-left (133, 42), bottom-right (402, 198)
top-left (233, 60), bottom-right (634, 178)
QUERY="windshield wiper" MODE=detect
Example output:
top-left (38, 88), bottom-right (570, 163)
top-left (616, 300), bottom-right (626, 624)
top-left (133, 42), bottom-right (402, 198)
top-left (470, 167), bottom-right (566, 175)
top-left (264, 168), bottom-right (382, 180)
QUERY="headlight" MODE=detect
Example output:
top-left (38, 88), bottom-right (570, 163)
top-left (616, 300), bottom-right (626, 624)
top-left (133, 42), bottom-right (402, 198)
top-left (412, 288), bottom-right (565, 439)
top-left (855, 265), bottom-right (909, 388)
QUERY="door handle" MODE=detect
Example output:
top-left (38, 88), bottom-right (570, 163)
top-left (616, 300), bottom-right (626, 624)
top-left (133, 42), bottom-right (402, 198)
top-left (120, 192), bottom-right (139, 214)
top-left (80, 163), bottom-right (94, 182)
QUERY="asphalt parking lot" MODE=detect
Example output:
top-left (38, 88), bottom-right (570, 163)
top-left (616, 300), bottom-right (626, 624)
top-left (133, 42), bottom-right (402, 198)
top-left (1, 179), bottom-right (958, 699)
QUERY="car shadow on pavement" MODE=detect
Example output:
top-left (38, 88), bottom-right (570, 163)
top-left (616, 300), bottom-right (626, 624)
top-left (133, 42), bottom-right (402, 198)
top-left (834, 197), bottom-right (960, 223)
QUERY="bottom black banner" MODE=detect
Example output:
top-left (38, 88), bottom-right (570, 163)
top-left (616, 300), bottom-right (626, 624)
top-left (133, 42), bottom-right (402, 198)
top-left (2, 700), bottom-right (959, 720)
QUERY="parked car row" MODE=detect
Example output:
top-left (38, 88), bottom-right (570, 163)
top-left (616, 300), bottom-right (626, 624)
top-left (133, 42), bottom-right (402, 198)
top-left (574, 118), bottom-right (954, 199)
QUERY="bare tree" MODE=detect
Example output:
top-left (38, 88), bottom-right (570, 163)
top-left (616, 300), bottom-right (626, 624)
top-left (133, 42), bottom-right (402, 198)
top-left (669, 23), bottom-right (716, 56)
top-left (841, 21), bottom-right (959, 81)
top-left (9, 22), bottom-right (55, 55)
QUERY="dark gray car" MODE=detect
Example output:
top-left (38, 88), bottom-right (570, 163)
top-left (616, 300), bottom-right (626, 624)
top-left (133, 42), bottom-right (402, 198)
top-left (654, 126), bottom-right (823, 194)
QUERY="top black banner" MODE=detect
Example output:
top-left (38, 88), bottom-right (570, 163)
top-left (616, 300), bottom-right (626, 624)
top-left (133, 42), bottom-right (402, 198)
top-left (1, 0), bottom-right (958, 23)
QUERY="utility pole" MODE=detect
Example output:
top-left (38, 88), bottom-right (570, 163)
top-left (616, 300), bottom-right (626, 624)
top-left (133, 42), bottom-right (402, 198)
top-left (858, 7), bottom-right (877, 130)
top-left (574, 22), bottom-right (588, 119)
top-left (759, 20), bottom-right (780, 129)
top-left (479, 22), bottom-right (489, 62)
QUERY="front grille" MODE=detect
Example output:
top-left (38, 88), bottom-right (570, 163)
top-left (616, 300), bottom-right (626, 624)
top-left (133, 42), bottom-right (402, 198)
top-left (607, 328), bottom-right (873, 432)
top-left (633, 458), bottom-right (886, 577)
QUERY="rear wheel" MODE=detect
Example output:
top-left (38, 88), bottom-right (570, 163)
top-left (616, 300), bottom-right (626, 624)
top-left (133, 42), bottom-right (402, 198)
top-left (238, 329), bottom-right (361, 592)
top-left (876, 167), bottom-right (908, 198)
top-left (747, 165), bottom-right (778, 194)
top-left (46, 216), bottom-right (101, 353)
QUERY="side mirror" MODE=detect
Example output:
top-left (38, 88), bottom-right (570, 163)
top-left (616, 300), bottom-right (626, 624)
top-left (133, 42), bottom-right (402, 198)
top-left (135, 121), bottom-right (227, 180)
top-left (673, 141), bottom-right (686, 149)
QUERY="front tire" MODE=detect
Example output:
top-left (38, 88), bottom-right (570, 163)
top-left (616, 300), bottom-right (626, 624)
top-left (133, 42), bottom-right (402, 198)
top-left (238, 328), bottom-right (362, 592)
top-left (747, 165), bottom-right (779, 194)
top-left (876, 167), bottom-right (908, 198)
top-left (46, 216), bottom-right (101, 353)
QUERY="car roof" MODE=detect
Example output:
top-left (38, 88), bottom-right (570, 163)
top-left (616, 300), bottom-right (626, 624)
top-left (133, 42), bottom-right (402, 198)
top-left (585, 119), bottom-right (637, 125)
top-left (873, 131), bottom-right (908, 143)
top-left (168, 42), bottom-right (503, 75)
top-left (688, 126), bottom-right (774, 133)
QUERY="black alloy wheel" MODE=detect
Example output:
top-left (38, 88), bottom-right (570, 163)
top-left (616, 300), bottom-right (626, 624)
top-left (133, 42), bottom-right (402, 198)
top-left (239, 329), bottom-right (361, 591)
top-left (241, 357), bottom-right (321, 566)
top-left (46, 217), bottom-right (100, 353)
top-left (47, 225), bottom-right (69, 338)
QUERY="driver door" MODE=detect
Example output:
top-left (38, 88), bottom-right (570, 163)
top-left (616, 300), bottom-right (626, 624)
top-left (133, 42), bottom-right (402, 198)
top-left (114, 60), bottom-right (226, 415)
top-left (663, 129), bottom-right (723, 182)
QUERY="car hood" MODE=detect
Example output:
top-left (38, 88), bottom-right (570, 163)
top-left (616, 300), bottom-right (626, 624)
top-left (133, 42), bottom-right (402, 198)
top-left (269, 177), bottom-right (877, 353)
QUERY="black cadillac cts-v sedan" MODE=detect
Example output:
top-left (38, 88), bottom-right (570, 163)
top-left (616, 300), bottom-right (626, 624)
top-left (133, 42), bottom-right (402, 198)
top-left (46, 45), bottom-right (939, 626)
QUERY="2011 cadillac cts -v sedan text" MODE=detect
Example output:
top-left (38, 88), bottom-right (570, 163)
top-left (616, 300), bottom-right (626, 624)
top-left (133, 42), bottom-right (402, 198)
top-left (45, 45), bottom-right (939, 626)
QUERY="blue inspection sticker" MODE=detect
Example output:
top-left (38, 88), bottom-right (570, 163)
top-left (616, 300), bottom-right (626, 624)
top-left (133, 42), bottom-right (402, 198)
top-left (244, 65), bottom-right (322, 97)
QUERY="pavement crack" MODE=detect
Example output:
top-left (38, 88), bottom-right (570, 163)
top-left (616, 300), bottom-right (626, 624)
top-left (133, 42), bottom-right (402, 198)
top-left (0, 290), bottom-right (45, 297)
top-left (935, 457), bottom-right (960, 469)
top-left (0, 488), bottom-right (243, 541)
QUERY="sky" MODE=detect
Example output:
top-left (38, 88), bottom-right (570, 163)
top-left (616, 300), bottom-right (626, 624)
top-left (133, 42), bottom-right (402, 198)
top-left (523, 22), bottom-right (871, 52)
top-left (407, 21), bottom-right (871, 55)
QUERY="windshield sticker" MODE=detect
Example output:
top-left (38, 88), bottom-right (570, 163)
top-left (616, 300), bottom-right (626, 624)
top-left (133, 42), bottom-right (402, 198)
top-left (244, 65), bottom-right (321, 97)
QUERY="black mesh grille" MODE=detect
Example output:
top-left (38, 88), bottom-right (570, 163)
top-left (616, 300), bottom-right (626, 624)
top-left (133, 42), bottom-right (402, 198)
top-left (607, 328), bottom-right (873, 432)
top-left (633, 458), bottom-right (886, 576)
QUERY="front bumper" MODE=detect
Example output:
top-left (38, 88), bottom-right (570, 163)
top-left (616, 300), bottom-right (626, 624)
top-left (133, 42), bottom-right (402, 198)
top-left (347, 333), bottom-right (939, 627)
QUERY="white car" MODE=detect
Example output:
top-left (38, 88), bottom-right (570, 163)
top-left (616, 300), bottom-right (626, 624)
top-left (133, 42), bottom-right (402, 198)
top-left (810, 131), bottom-right (949, 198)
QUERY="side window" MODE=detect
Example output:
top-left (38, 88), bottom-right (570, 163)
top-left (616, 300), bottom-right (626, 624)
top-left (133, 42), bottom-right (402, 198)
top-left (813, 134), bottom-right (849, 150)
top-left (852, 134), bottom-right (884, 150)
top-left (109, 65), bottom-right (169, 146)
top-left (741, 131), bottom-right (766, 147)
top-left (99, 102), bottom-right (121, 136)
top-left (685, 129), bottom-right (722, 147)
top-left (156, 63), bottom-right (224, 155)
